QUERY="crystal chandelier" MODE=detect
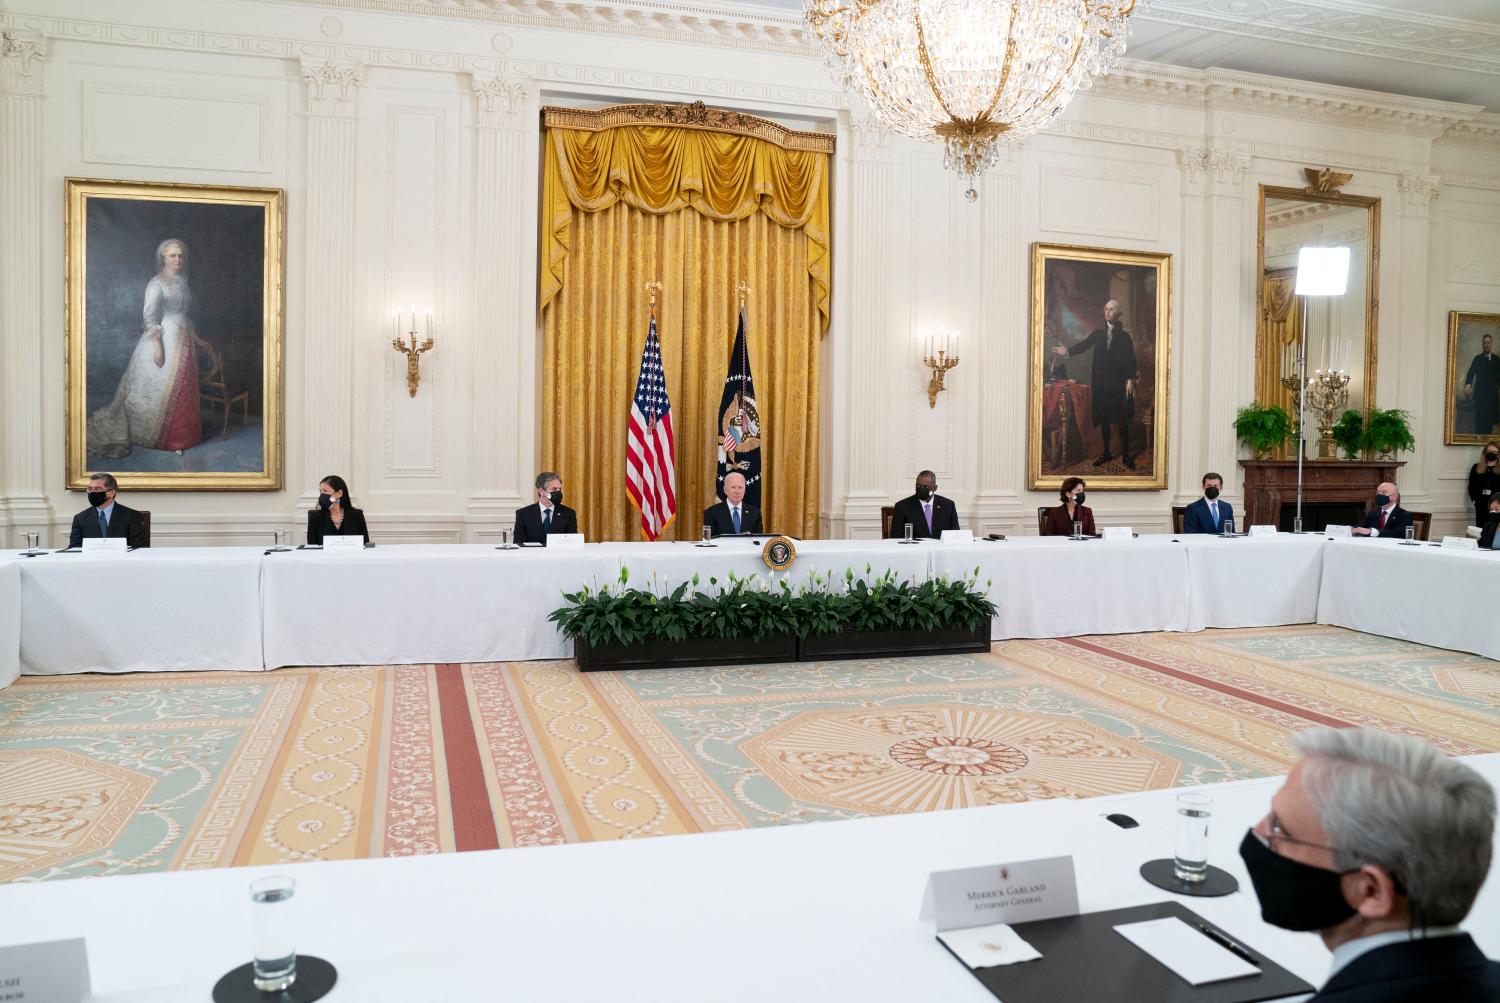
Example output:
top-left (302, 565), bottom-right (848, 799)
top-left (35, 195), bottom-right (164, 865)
top-left (805, 0), bottom-right (1140, 200)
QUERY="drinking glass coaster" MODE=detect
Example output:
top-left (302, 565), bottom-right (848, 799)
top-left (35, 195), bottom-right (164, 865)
top-left (1138, 859), bottom-right (1238, 898)
top-left (213, 955), bottom-right (337, 1003)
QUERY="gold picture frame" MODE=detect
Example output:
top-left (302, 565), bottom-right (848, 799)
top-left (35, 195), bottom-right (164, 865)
top-left (1445, 310), bottom-right (1500, 445)
top-left (1029, 242), bottom-right (1171, 491)
top-left (65, 178), bottom-right (284, 490)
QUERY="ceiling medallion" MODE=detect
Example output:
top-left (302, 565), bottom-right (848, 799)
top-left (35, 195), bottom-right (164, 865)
top-left (804, 0), bottom-right (1141, 200)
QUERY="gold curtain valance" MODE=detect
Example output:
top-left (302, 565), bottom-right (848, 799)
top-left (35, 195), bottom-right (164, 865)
top-left (1262, 274), bottom-right (1298, 335)
top-left (540, 103), bottom-right (833, 334)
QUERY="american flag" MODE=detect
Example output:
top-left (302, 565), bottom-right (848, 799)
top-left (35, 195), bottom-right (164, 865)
top-left (625, 309), bottom-right (677, 540)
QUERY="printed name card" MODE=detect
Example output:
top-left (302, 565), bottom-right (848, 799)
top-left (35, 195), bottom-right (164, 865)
top-left (547, 533), bottom-right (586, 550)
top-left (1324, 525), bottom-right (1353, 539)
top-left (919, 855), bottom-right (1078, 932)
top-left (1441, 536), bottom-right (1479, 551)
top-left (0, 938), bottom-right (90, 1003)
top-left (81, 537), bottom-right (128, 554)
top-left (1101, 526), bottom-right (1134, 541)
top-left (940, 530), bottom-right (974, 545)
top-left (1248, 524), bottom-right (1278, 537)
top-left (322, 535), bottom-right (366, 552)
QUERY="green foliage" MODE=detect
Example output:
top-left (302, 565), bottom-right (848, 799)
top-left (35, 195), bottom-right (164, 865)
top-left (547, 567), bottom-right (997, 648)
top-left (1332, 410), bottom-right (1365, 460)
top-left (1233, 402), bottom-right (1293, 455)
top-left (1362, 408), bottom-right (1416, 455)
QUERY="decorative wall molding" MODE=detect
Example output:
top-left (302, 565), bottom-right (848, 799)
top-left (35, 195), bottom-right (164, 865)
top-left (300, 58), bottom-right (362, 117)
top-left (1209, 151), bottom-right (1249, 196)
top-left (82, 79), bottom-right (277, 172)
top-left (472, 74), bottom-right (528, 129)
top-left (0, 29), bottom-right (46, 95)
top-left (1398, 172), bottom-right (1441, 215)
top-left (1176, 146), bottom-right (1210, 195)
top-left (847, 112), bottom-right (889, 157)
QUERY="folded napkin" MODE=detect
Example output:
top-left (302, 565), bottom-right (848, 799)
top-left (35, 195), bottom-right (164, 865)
top-left (938, 923), bottom-right (1043, 969)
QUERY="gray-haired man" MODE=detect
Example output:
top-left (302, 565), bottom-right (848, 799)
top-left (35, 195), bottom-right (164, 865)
top-left (68, 472), bottom-right (148, 548)
top-left (1240, 727), bottom-right (1499, 1001)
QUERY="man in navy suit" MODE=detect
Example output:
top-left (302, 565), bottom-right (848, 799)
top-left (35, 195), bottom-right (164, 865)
top-left (513, 470), bottom-right (578, 545)
top-left (1353, 482), bottom-right (1413, 539)
top-left (68, 472), bottom-right (148, 548)
top-left (1182, 472), bottom-right (1233, 534)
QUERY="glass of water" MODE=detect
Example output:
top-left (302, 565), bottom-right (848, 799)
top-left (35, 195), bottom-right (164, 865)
top-left (903, 523), bottom-right (914, 543)
top-left (25, 531), bottom-right (40, 555)
top-left (1293, 516), bottom-right (1303, 535)
top-left (250, 875), bottom-right (297, 992)
top-left (1222, 518), bottom-right (1235, 537)
top-left (1071, 520), bottom-right (1082, 540)
top-left (1404, 526), bottom-right (1415, 544)
top-left (500, 529), bottom-right (510, 548)
top-left (1173, 792), bottom-right (1213, 883)
top-left (700, 525), bottom-right (715, 547)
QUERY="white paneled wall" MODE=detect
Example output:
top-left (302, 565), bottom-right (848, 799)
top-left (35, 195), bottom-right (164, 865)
top-left (2, 0), bottom-right (1498, 547)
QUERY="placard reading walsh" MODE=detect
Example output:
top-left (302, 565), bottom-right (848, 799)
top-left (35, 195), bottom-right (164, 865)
top-left (920, 855), bottom-right (1079, 932)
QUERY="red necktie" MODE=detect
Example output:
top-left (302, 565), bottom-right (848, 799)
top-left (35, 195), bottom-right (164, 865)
top-left (1378, 510), bottom-right (1387, 530)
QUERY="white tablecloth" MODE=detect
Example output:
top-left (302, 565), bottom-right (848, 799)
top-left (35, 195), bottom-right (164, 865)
top-left (0, 558), bottom-right (19, 688)
top-left (17, 547), bottom-right (264, 675)
top-left (260, 545), bottom-right (618, 667)
top-left (930, 536), bottom-right (1190, 639)
top-left (1318, 538), bottom-right (1500, 661)
top-left (3, 753), bottom-right (1495, 1002)
top-left (599, 538), bottom-right (934, 591)
top-left (1182, 534), bottom-right (1325, 631)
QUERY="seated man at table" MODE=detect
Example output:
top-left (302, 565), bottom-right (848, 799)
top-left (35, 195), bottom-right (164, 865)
top-left (1352, 482), bottom-right (1413, 539)
top-left (704, 471), bottom-right (762, 537)
top-left (887, 469), bottom-right (959, 540)
top-left (513, 470), bottom-right (578, 545)
top-left (1241, 726), bottom-right (1499, 1002)
top-left (1480, 496), bottom-right (1500, 550)
top-left (68, 472), bottom-right (148, 549)
top-left (1182, 471), bottom-right (1233, 534)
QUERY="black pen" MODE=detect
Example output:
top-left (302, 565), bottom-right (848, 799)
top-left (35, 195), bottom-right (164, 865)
top-left (1195, 923), bottom-right (1260, 967)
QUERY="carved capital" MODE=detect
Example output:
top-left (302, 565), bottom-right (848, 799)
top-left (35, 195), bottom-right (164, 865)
top-left (300, 60), bottom-right (362, 117)
top-left (848, 113), bottom-right (890, 158)
top-left (1177, 146), bottom-right (1211, 194)
top-left (1208, 151), bottom-right (1249, 195)
top-left (471, 75), bottom-right (530, 130)
top-left (1397, 172), bottom-right (1440, 214)
top-left (0, 31), bottom-right (47, 96)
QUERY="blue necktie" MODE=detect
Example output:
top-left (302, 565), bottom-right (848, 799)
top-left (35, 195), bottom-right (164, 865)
top-left (732, 507), bottom-right (741, 535)
top-left (1210, 503), bottom-right (1218, 529)
top-left (542, 508), bottom-right (552, 535)
top-left (99, 510), bottom-right (109, 537)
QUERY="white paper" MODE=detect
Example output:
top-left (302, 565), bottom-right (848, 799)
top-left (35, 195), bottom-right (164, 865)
top-left (1101, 526), bottom-right (1133, 540)
top-left (939, 530), bottom-right (974, 545)
top-left (1114, 918), bottom-right (1258, 986)
top-left (322, 535), bottom-right (366, 552)
top-left (81, 537), bottom-right (127, 553)
top-left (1325, 525), bottom-right (1353, 538)
top-left (1249, 524), bottom-right (1278, 537)
top-left (919, 855), bottom-right (1078, 931)
top-left (937, 923), bottom-right (1043, 969)
top-left (0, 937), bottom-right (91, 1002)
top-left (547, 533), bottom-right (586, 549)
top-left (1441, 536), bottom-right (1478, 550)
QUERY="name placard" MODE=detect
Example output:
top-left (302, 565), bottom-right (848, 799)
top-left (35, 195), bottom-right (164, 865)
top-left (81, 537), bottom-right (127, 554)
top-left (1248, 524), bottom-right (1278, 537)
top-left (547, 533), bottom-right (586, 549)
top-left (919, 855), bottom-right (1078, 932)
top-left (1441, 536), bottom-right (1479, 551)
top-left (939, 529), bottom-right (974, 545)
top-left (1101, 526), bottom-right (1134, 541)
top-left (1325, 525), bottom-right (1353, 538)
top-left (0, 938), bottom-right (91, 1003)
top-left (322, 535), bottom-right (366, 552)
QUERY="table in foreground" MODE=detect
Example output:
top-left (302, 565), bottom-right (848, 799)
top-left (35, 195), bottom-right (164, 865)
top-left (10, 755), bottom-right (1495, 1001)
top-left (1317, 538), bottom-right (1500, 662)
top-left (0, 558), bottom-right (18, 687)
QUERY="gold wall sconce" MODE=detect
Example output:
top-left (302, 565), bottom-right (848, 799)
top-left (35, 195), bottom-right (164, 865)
top-left (391, 305), bottom-right (435, 398)
top-left (923, 329), bottom-right (960, 408)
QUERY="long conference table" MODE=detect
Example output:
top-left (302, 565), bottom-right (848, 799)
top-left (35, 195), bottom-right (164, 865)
top-left (1, 535), bottom-right (1495, 687)
top-left (3, 753), bottom-right (1496, 1001)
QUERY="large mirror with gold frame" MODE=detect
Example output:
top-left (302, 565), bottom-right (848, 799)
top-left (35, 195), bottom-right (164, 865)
top-left (1255, 171), bottom-right (1380, 454)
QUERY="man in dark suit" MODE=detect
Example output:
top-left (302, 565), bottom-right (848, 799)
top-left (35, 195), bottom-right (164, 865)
top-left (887, 469), bottom-right (960, 540)
top-left (1052, 299), bottom-right (1138, 469)
top-left (68, 472), bottom-right (148, 548)
top-left (703, 471), bottom-right (762, 537)
top-left (1240, 727), bottom-right (1499, 1003)
top-left (1352, 482), bottom-right (1412, 538)
top-left (1182, 472), bottom-right (1234, 534)
top-left (1462, 333), bottom-right (1500, 436)
top-left (512, 470), bottom-right (578, 545)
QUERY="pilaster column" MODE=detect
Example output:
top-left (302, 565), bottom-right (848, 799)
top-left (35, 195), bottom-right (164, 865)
top-left (0, 31), bottom-right (49, 544)
top-left (465, 74), bottom-right (536, 540)
top-left (1175, 146), bottom-right (1212, 502)
top-left (1205, 150), bottom-right (1251, 497)
top-left (1394, 171), bottom-right (1439, 513)
top-left (973, 151), bottom-right (1026, 534)
top-left (299, 60), bottom-right (361, 502)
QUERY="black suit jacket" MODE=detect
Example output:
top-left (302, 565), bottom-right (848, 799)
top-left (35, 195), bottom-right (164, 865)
top-left (1309, 934), bottom-right (1500, 1002)
top-left (1065, 322), bottom-right (1137, 425)
top-left (513, 502), bottom-right (578, 545)
top-left (306, 506), bottom-right (369, 545)
top-left (703, 501), bottom-right (762, 537)
top-left (1182, 497), bottom-right (1234, 534)
top-left (887, 494), bottom-right (959, 540)
top-left (1480, 517), bottom-right (1499, 550)
top-left (1359, 505), bottom-right (1413, 538)
top-left (69, 503), bottom-right (148, 549)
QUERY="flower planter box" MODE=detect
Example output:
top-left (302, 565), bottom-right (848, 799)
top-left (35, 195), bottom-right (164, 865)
top-left (573, 632), bottom-right (798, 672)
top-left (796, 623), bottom-right (991, 661)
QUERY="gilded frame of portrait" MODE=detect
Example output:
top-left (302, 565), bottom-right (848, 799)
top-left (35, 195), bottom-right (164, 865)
top-left (65, 178), bottom-right (285, 490)
top-left (1028, 242), bottom-right (1171, 491)
top-left (1445, 310), bottom-right (1500, 445)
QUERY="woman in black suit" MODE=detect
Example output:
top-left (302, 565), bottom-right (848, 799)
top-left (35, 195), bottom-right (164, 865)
top-left (1480, 497), bottom-right (1500, 550)
top-left (307, 474), bottom-right (370, 545)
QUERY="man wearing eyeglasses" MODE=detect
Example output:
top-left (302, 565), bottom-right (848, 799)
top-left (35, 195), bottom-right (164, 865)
top-left (1240, 727), bottom-right (1499, 1001)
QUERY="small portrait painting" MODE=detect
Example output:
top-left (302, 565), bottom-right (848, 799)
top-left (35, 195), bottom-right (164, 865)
top-left (1447, 311), bottom-right (1500, 445)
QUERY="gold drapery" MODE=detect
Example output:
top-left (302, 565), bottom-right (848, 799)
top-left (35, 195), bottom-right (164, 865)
top-left (540, 108), bottom-right (830, 542)
top-left (1257, 271), bottom-right (1302, 417)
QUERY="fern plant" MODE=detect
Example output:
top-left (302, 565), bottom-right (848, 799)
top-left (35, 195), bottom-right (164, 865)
top-left (1332, 410), bottom-right (1365, 460)
top-left (1233, 403), bottom-right (1293, 458)
top-left (1362, 408), bottom-right (1416, 457)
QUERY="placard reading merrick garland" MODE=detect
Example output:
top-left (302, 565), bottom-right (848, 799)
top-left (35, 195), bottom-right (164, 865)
top-left (919, 855), bottom-right (1078, 931)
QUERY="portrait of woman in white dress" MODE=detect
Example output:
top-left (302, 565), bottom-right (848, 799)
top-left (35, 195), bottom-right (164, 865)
top-left (88, 238), bottom-right (206, 458)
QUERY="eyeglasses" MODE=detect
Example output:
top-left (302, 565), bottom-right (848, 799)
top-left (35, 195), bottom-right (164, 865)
top-left (1266, 812), bottom-right (1339, 856)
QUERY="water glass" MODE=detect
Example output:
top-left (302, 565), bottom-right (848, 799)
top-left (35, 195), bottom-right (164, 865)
top-left (1404, 526), bottom-right (1415, 544)
top-left (1293, 516), bottom-right (1303, 535)
top-left (903, 523), bottom-right (914, 543)
top-left (25, 531), bottom-right (39, 554)
top-left (250, 875), bottom-right (297, 992)
top-left (1173, 793), bottom-right (1212, 883)
top-left (1071, 520), bottom-right (1082, 540)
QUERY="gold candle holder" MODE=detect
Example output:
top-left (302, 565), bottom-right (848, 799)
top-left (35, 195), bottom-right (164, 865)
top-left (391, 305), bottom-right (435, 398)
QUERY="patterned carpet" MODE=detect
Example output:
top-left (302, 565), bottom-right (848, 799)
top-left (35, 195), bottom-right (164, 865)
top-left (2, 625), bottom-right (1496, 883)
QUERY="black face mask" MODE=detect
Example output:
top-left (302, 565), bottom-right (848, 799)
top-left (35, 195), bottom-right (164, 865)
top-left (87, 490), bottom-right (110, 508)
top-left (318, 493), bottom-right (334, 510)
top-left (1205, 486), bottom-right (1220, 500)
top-left (1072, 492), bottom-right (1085, 505)
top-left (1238, 830), bottom-right (1358, 932)
top-left (1375, 493), bottom-right (1391, 507)
top-left (549, 489), bottom-right (564, 507)
top-left (1487, 452), bottom-right (1498, 464)
top-left (915, 486), bottom-right (933, 501)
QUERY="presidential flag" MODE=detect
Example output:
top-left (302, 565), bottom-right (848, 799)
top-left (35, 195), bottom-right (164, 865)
top-left (625, 306), bottom-right (677, 540)
top-left (715, 308), bottom-right (762, 508)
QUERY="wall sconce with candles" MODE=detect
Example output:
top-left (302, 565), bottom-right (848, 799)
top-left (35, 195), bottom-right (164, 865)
top-left (391, 305), bottom-right (435, 398)
top-left (922, 329), bottom-right (960, 408)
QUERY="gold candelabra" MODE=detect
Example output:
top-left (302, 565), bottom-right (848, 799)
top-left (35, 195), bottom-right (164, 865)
top-left (391, 305), bottom-right (435, 398)
top-left (923, 330), bottom-right (960, 408)
top-left (1283, 368), bottom-right (1350, 459)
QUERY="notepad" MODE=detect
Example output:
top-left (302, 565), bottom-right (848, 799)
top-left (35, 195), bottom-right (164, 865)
top-left (1114, 917), bottom-right (1259, 985)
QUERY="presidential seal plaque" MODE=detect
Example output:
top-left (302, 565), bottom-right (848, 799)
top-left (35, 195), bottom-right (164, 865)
top-left (761, 535), bottom-right (796, 571)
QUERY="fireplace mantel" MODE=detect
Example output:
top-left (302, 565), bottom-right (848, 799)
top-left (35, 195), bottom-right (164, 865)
top-left (1240, 459), bottom-right (1406, 531)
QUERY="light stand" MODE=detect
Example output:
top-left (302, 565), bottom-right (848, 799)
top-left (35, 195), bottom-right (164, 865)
top-left (1291, 246), bottom-right (1351, 532)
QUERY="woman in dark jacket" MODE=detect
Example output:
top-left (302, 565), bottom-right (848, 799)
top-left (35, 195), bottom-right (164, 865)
top-left (1041, 477), bottom-right (1095, 537)
top-left (307, 474), bottom-right (370, 545)
top-left (1468, 441), bottom-right (1500, 527)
